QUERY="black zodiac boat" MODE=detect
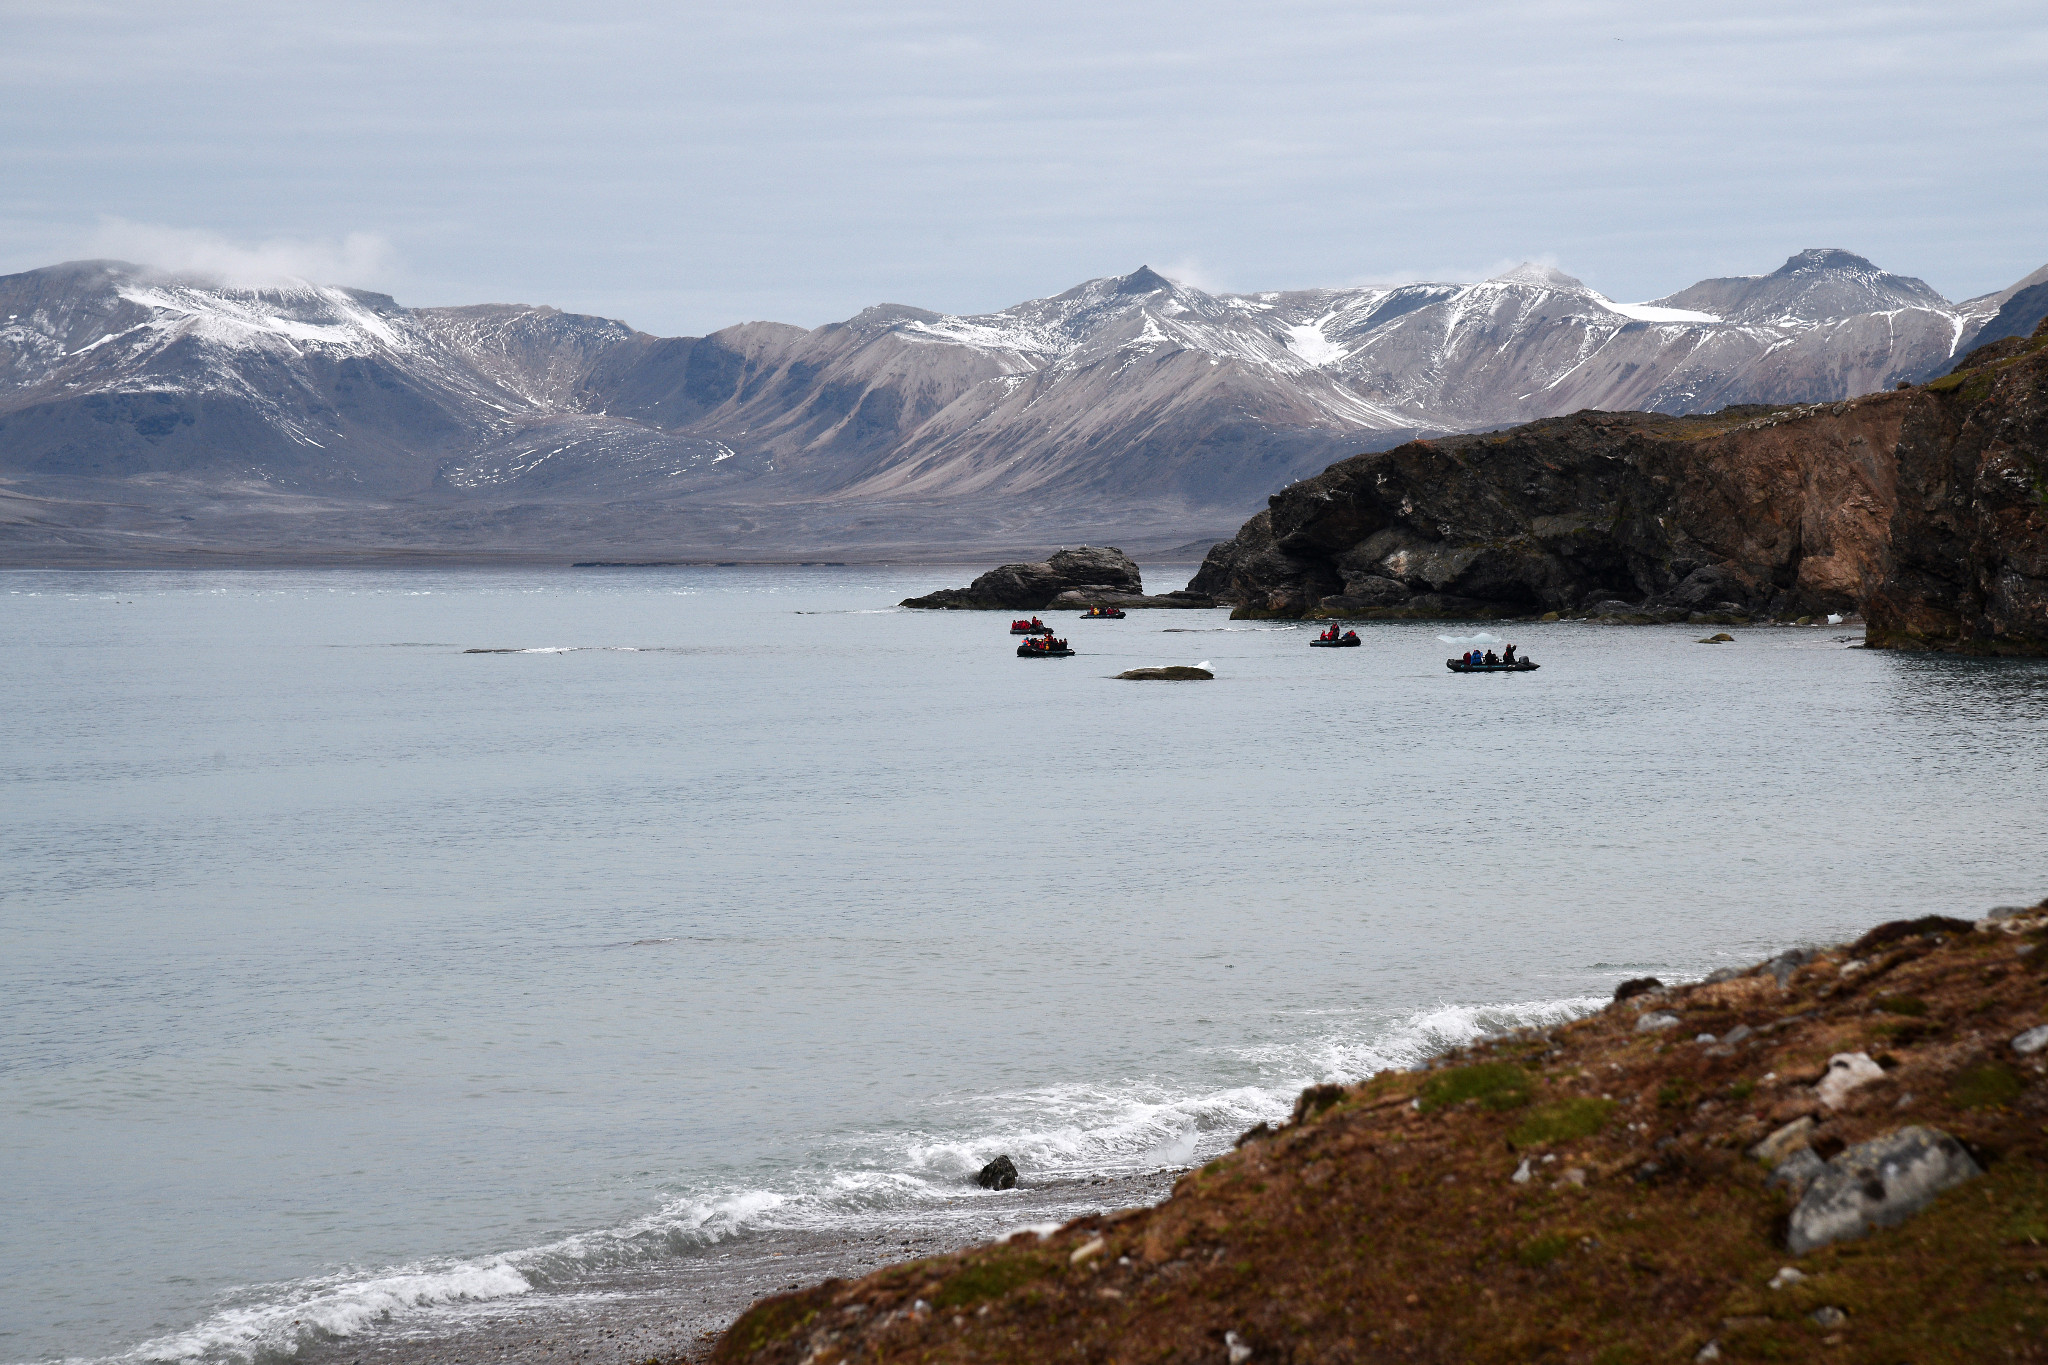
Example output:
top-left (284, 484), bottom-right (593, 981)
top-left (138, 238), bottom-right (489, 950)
top-left (1018, 637), bottom-right (1075, 657)
top-left (1081, 606), bottom-right (1126, 619)
top-left (1010, 617), bottom-right (1052, 635)
top-left (1310, 626), bottom-right (1361, 648)
top-left (1446, 657), bottom-right (1539, 672)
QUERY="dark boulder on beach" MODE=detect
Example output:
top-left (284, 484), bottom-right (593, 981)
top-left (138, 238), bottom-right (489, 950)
top-left (901, 547), bottom-right (1212, 610)
top-left (975, 1155), bottom-right (1019, 1190)
top-left (1613, 976), bottom-right (1664, 1002)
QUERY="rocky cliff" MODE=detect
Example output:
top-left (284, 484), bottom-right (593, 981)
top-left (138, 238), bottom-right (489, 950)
top-left (1188, 319), bottom-right (2048, 652)
top-left (1864, 323), bottom-right (2048, 654)
top-left (714, 901), bottom-right (2048, 1365)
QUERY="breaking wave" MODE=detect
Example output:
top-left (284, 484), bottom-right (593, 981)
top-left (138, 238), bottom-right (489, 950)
top-left (95, 992), bottom-right (1600, 1365)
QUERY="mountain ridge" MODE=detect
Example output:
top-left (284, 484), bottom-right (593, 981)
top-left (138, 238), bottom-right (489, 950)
top-left (2, 249), bottom-right (2043, 562)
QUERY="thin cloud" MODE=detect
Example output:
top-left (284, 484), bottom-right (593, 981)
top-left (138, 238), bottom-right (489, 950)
top-left (81, 219), bottom-right (395, 289)
top-left (1341, 254), bottom-right (1573, 290)
top-left (1158, 257), bottom-right (1229, 294)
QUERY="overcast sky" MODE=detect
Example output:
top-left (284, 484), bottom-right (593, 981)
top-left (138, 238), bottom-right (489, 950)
top-left (3, 0), bottom-right (2044, 335)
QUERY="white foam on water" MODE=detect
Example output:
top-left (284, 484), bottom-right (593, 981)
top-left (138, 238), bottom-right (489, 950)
top-left (119, 1261), bottom-right (533, 1364)
top-left (105, 1187), bottom-right (813, 1365)
top-left (905, 1079), bottom-right (1280, 1183)
top-left (1436, 631), bottom-right (1504, 645)
top-left (1230, 996), bottom-right (1606, 1082)
top-left (79, 992), bottom-right (1602, 1365)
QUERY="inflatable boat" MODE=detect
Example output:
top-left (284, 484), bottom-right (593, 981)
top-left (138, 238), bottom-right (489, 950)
top-left (1446, 658), bottom-right (1539, 672)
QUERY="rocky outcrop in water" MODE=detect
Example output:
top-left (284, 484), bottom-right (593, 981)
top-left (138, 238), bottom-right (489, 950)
top-left (901, 546), bottom-right (1211, 610)
top-left (1116, 666), bottom-right (1213, 680)
top-left (1189, 318), bottom-right (2048, 652)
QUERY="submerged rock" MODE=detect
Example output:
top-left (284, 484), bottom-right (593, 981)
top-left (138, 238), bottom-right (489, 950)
top-left (1116, 666), bottom-right (1213, 680)
top-left (1786, 1125), bottom-right (1982, 1254)
top-left (975, 1155), bottom-right (1019, 1190)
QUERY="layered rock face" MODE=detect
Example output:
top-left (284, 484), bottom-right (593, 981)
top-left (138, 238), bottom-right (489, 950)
top-left (1190, 319), bottom-right (2048, 652)
top-left (1864, 321), bottom-right (2048, 654)
top-left (1188, 404), bottom-right (1904, 623)
top-left (901, 545), bottom-right (1210, 609)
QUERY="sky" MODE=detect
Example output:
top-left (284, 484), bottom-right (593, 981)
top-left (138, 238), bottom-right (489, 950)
top-left (2, 0), bottom-right (2044, 337)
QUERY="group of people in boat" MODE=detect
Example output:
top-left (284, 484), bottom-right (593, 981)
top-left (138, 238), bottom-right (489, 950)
top-left (1461, 644), bottom-right (1520, 666)
top-left (1317, 625), bottom-right (1360, 643)
top-left (1019, 634), bottom-right (1071, 653)
top-left (1010, 616), bottom-right (1050, 634)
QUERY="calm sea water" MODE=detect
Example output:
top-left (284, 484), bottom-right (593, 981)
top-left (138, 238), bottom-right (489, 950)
top-left (4, 566), bottom-right (2046, 1365)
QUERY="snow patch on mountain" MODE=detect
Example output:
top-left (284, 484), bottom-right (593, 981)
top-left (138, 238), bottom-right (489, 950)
top-left (117, 280), bottom-right (412, 356)
top-left (1596, 298), bottom-right (1721, 323)
top-left (1284, 320), bottom-right (1348, 366)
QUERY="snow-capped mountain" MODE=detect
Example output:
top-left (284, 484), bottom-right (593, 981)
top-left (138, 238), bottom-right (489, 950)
top-left (1197, 251), bottom-right (1992, 430)
top-left (0, 249), bottom-right (2040, 560)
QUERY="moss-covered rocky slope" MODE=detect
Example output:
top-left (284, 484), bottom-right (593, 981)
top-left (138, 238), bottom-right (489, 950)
top-left (715, 901), bottom-right (2048, 1365)
top-left (1187, 320), bottom-right (2048, 653)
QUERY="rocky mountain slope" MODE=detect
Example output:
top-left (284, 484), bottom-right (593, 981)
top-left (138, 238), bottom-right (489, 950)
top-left (1, 251), bottom-right (2042, 562)
top-left (1188, 319), bottom-right (2048, 653)
top-left (714, 900), bottom-right (2048, 1365)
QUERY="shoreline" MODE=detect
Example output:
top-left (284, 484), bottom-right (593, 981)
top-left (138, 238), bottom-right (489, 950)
top-left (292, 1171), bottom-right (1185, 1365)
top-left (710, 904), bottom-right (2048, 1365)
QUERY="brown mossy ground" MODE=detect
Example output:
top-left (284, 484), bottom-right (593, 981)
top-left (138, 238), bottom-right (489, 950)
top-left (709, 902), bottom-right (2048, 1365)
